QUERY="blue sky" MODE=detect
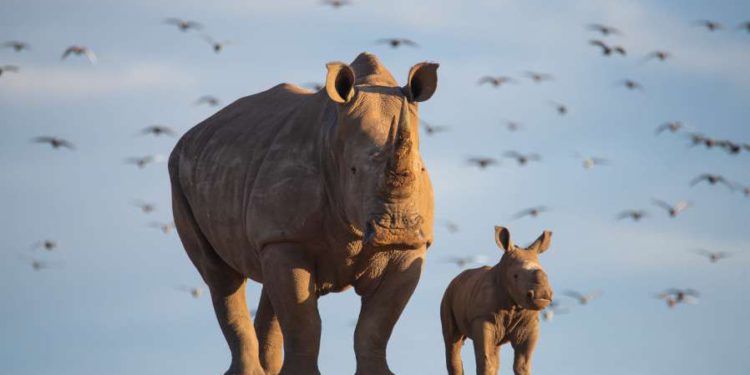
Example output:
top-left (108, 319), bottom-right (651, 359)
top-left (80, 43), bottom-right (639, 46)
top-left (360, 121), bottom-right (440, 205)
top-left (1, 0), bottom-right (749, 374)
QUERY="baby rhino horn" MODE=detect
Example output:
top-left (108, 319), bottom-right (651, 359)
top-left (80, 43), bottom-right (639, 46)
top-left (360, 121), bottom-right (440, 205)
top-left (529, 230), bottom-right (553, 254)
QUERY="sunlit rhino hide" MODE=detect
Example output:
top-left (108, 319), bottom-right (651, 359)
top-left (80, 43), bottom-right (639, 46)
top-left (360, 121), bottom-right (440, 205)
top-left (440, 226), bottom-right (554, 375)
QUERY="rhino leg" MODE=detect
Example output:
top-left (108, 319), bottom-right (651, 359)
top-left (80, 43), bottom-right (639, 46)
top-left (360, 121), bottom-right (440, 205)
top-left (171, 187), bottom-right (263, 375)
top-left (353, 251), bottom-right (425, 375)
top-left (471, 321), bottom-right (499, 375)
top-left (259, 243), bottom-right (321, 375)
top-left (254, 287), bottom-right (283, 375)
top-left (440, 296), bottom-right (464, 375)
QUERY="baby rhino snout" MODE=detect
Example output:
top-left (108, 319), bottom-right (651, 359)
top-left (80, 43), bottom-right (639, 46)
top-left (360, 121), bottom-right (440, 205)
top-left (527, 269), bottom-right (553, 310)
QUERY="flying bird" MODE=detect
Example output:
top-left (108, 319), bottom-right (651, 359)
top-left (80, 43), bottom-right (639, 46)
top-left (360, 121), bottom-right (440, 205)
top-left (574, 153), bottom-right (608, 169)
top-left (467, 157), bottom-right (499, 169)
top-left (645, 50), bottom-right (671, 62)
top-left (542, 300), bottom-right (569, 322)
top-left (0, 65), bottom-right (19, 76)
top-left (140, 125), bottom-right (175, 137)
top-left (322, 0), bottom-right (352, 8)
top-left (61, 45), bottom-right (97, 64)
top-left (376, 38), bottom-right (418, 48)
top-left (32, 240), bottom-right (58, 251)
top-left (738, 21), bottom-right (750, 33)
top-left (504, 151), bottom-right (541, 166)
top-left (617, 209), bottom-right (648, 221)
top-left (655, 121), bottom-right (684, 135)
top-left (588, 23), bottom-right (622, 36)
top-left (524, 71), bottom-right (554, 83)
top-left (176, 285), bottom-right (203, 298)
top-left (656, 288), bottom-right (699, 308)
top-left (164, 18), bottom-right (203, 32)
top-left (690, 174), bottom-right (733, 189)
top-left (652, 199), bottom-right (691, 218)
top-left (150, 221), bottom-right (175, 234)
top-left (132, 200), bottom-right (157, 213)
top-left (694, 20), bottom-right (722, 31)
top-left (563, 290), bottom-right (602, 305)
top-left (502, 121), bottom-right (524, 132)
top-left (550, 101), bottom-right (568, 115)
top-left (2, 40), bottom-right (30, 52)
top-left (443, 255), bottom-right (488, 268)
top-left (125, 155), bottom-right (165, 168)
top-left (30, 259), bottom-right (59, 271)
top-left (478, 76), bottom-right (515, 87)
top-left (420, 120), bottom-right (449, 136)
top-left (203, 36), bottom-right (231, 53)
top-left (512, 206), bottom-right (548, 220)
top-left (195, 95), bottom-right (220, 106)
top-left (687, 133), bottom-right (718, 148)
top-left (692, 249), bottom-right (730, 263)
top-left (32, 136), bottom-right (75, 150)
top-left (439, 219), bottom-right (460, 234)
top-left (589, 40), bottom-right (626, 56)
top-left (717, 140), bottom-right (742, 155)
top-left (619, 79), bottom-right (644, 91)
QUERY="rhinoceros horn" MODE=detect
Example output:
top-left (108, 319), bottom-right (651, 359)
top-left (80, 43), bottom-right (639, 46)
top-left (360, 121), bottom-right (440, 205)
top-left (382, 98), bottom-right (418, 199)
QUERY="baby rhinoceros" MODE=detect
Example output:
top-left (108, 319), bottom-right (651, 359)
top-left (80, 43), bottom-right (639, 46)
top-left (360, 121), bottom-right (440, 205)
top-left (440, 226), bottom-right (553, 375)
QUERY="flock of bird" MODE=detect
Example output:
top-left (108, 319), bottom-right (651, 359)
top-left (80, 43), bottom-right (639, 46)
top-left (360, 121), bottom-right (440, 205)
top-left (3, 4), bottom-right (748, 316)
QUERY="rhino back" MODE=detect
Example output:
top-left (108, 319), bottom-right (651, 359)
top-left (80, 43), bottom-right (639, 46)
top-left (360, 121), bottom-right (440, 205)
top-left (170, 83), bottom-right (331, 277)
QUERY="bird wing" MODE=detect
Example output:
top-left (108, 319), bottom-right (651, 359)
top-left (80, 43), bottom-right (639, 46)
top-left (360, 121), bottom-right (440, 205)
top-left (503, 150), bottom-right (522, 159)
top-left (689, 174), bottom-right (709, 186)
top-left (477, 76), bottom-right (494, 85)
top-left (563, 290), bottom-right (584, 299)
top-left (401, 39), bottom-right (419, 47)
top-left (32, 136), bottom-right (55, 144)
top-left (83, 49), bottom-right (97, 64)
top-left (673, 201), bottom-right (691, 213)
top-left (164, 18), bottom-right (183, 25)
top-left (61, 47), bottom-right (74, 60)
top-left (651, 199), bottom-right (672, 211)
top-left (589, 39), bottom-right (608, 48)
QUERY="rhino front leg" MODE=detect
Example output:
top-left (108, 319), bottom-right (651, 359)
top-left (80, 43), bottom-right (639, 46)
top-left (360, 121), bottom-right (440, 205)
top-left (255, 287), bottom-right (283, 375)
top-left (354, 250), bottom-right (425, 375)
top-left (260, 243), bottom-right (321, 375)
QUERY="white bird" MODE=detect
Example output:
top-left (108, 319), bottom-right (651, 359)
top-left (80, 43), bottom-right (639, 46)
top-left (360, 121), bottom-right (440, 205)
top-left (563, 290), bottom-right (602, 305)
top-left (164, 18), bottom-right (202, 32)
top-left (652, 199), bottom-right (691, 218)
top-left (132, 200), bottom-right (157, 213)
top-left (692, 249), bottom-right (730, 263)
top-left (150, 221), bottom-right (175, 234)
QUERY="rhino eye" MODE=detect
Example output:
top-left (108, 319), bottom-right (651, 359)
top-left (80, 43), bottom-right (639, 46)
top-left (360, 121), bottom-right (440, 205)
top-left (513, 274), bottom-right (519, 279)
top-left (351, 167), bottom-right (357, 174)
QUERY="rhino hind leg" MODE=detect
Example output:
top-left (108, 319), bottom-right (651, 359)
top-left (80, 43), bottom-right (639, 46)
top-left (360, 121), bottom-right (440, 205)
top-left (171, 184), bottom-right (264, 375)
top-left (254, 287), bottom-right (283, 375)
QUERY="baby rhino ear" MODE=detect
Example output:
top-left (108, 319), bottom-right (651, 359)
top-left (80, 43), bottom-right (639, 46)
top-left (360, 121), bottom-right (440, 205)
top-left (494, 226), bottom-right (513, 252)
top-left (529, 230), bottom-right (553, 254)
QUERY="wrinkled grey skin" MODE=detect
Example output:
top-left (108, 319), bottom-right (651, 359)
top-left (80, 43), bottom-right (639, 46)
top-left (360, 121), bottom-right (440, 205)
top-left (168, 52), bottom-right (438, 375)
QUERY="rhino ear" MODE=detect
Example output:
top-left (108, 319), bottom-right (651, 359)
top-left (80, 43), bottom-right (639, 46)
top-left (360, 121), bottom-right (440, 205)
top-left (494, 226), bottom-right (513, 252)
top-left (404, 62), bottom-right (439, 102)
top-left (529, 230), bottom-right (552, 254)
top-left (325, 62), bottom-right (356, 104)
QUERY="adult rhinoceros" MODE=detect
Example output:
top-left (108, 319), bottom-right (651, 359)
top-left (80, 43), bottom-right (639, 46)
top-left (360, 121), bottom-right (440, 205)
top-left (168, 52), bottom-right (438, 375)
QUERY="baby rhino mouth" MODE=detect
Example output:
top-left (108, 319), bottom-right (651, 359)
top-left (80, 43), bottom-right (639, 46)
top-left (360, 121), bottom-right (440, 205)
top-left (363, 211), bottom-right (426, 249)
top-left (526, 289), bottom-right (552, 310)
